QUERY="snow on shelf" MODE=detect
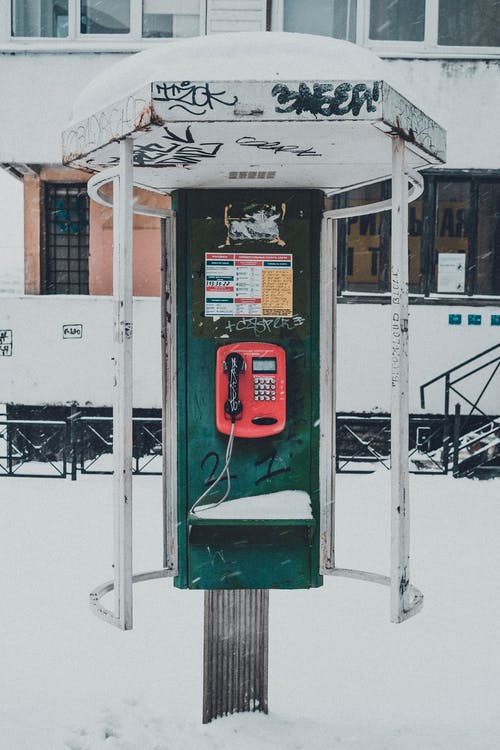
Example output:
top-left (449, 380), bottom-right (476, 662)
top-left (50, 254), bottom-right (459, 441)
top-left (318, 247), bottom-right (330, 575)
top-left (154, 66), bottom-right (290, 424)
top-left (192, 489), bottom-right (313, 520)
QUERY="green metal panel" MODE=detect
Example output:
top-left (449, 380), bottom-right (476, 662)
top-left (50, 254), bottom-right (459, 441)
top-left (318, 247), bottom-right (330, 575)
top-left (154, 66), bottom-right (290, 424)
top-left (174, 189), bottom-right (322, 590)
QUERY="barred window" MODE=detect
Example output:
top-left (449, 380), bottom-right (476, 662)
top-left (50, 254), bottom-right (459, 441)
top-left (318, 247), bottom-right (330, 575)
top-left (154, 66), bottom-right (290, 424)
top-left (44, 184), bottom-right (89, 295)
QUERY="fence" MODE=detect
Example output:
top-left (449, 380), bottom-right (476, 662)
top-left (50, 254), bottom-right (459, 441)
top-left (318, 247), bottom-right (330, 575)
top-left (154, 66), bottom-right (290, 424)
top-left (0, 413), bottom-right (162, 479)
top-left (2, 410), bottom-right (497, 479)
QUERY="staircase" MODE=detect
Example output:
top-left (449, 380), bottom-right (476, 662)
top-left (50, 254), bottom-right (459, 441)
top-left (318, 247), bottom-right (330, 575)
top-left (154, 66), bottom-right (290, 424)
top-left (417, 343), bottom-right (500, 477)
top-left (411, 418), bottom-right (500, 476)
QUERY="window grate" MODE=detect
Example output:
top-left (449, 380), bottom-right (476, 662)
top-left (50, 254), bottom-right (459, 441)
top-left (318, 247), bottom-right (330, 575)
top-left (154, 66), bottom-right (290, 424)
top-left (44, 183), bottom-right (89, 295)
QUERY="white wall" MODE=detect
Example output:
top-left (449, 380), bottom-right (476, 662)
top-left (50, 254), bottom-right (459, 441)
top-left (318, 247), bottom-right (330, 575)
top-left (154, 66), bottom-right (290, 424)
top-left (0, 296), bottom-right (161, 408)
top-left (386, 59), bottom-right (500, 170)
top-left (0, 53), bottom-right (130, 163)
top-left (0, 170), bottom-right (24, 295)
top-left (1, 295), bottom-right (499, 414)
top-left (337, 303), bottom-right (500, 414)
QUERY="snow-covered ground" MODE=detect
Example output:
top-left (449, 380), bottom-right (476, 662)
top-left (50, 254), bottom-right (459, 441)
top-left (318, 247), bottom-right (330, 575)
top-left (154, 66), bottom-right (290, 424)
top-left (1, 468), bottom-right (499, 749)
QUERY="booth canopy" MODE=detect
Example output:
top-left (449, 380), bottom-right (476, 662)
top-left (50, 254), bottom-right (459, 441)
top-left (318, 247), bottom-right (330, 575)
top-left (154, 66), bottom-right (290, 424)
top-left (62, 33), bottom-right (446, 194)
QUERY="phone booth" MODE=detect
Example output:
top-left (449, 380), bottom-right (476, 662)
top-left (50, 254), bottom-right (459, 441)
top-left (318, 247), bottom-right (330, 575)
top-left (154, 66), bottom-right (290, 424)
top-left (171, 189), bottom-right (323, 591)
top-left (62, 32), bottom-right (446, 721)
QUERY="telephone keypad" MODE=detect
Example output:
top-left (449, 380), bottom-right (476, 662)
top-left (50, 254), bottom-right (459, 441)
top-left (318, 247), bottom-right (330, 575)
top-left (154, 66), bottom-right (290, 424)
top-left (254, 376), bottom-right (276, 401)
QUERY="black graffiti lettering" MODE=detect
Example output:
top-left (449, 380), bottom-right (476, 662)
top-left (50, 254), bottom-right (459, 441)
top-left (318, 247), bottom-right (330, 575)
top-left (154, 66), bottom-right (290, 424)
top-left (133, 125), bottom-right (223, 167)
top-left (235, 136), bottom-right (322, 157)
top-left (153, 81), bottom-right (238, 115)
top-left (254, 449), bottom-right (291, 485)
top-left (201, 451), bottom-right (237, 487)
top-left (272, 81), bottom-right (380, 118)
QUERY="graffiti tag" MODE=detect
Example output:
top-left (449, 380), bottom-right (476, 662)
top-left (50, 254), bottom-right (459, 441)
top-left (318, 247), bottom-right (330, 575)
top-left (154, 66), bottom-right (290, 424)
top-left (153, 81), bottom-right (238, 115)
top-left (133, 125), bottom-right (223, 167)
top-left (235, 136), bottom-right (322, 157)
top-left (272, 81), bottom-right (380, 118)
top-left (0, 329), bottom-right (12, 357)
top-left (223, 316), bottom-right (305, 336)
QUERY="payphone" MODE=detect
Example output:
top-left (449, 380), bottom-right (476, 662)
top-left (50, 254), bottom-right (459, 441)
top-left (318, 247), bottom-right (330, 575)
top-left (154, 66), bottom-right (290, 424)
top-left (215, 343), bottom-right (286, 438)
top-left (190, 343), bottom-right (286, 515)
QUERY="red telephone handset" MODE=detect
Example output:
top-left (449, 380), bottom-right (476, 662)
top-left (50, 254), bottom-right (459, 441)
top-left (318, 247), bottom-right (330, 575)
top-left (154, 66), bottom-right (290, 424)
top-left (215, 343), bottom-right (286, 438)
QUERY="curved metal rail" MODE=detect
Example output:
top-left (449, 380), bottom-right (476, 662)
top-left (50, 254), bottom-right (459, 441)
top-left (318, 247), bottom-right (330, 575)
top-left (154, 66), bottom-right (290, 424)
top-left (332, 568), bottom-right (424, 619)
top-left (89, 568), bottom-right (171, 627)
top-left (88, 165), bottom-right (424, 220)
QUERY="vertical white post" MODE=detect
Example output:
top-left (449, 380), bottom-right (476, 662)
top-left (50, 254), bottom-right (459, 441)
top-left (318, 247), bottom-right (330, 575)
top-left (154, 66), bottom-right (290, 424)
top-left (319, 215), bottom-right (337, 573)
top-left (113, 137), bottom-right (134, 630)
top-left (162, 213), bottom-right (178, 574)
top-left (390, 137), bottom-right (410, 623)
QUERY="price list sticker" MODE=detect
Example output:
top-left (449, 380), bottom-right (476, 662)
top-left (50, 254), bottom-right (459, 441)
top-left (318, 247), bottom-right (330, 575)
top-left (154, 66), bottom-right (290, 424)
top-left (205, 252), bottom-right (293, 318)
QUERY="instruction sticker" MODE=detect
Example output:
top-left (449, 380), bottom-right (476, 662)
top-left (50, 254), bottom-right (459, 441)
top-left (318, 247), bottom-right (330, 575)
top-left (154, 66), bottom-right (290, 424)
top-left (205, 252), bottom-right (293, 317)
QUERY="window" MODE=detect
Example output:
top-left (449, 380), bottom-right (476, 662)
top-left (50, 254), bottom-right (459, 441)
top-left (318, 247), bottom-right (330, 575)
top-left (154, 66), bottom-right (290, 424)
top-left (343, 182), bottom-right (390, 293)
top-left (365, 0), bottom-right (500, 52)
top-left (44, 184), bottom-right (89, 294)
top-left (477, 182), bottom-right (500, 294)
top-left (438, 0), bottom-right (500, 47)
top-left (434, 181), bottom-right (470, 294)
top-left (10, 0), bottom-right (202, 40)
top-left (275, 0), bottom-right (500, 53)
top-left (11, 0), bottom-right (69, 37)
top-left (338, 174), bottom-right (500, 300)
top-left (81, 0), bottom-right (130, 35)
top-left (280, 0), bottom-right (357, 41)
top-left (369, 0), bottom-right (425, 42)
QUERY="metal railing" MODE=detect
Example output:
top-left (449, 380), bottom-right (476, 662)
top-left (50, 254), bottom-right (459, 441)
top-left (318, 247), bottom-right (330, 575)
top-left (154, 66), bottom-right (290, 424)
top-left (0, 414), bottom-right (162, 479)
top-left (420, 343), bottom-right (500, 474)
top-left (336, 414), bottom-right (448, 474)
top-left (0, 419), bottom-right (68, 478)
top-left (77, 416), bottom-right (162, 476)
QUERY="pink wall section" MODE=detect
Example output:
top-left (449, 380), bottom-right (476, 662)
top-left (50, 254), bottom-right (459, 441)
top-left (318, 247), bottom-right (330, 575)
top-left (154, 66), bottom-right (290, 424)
top-left (89, 190), bottom-right (170, 296)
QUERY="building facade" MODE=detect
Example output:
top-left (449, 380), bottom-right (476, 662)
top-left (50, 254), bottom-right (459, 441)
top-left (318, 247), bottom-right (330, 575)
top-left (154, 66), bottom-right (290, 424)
top-left (1, 0), bottom-right (499, 427)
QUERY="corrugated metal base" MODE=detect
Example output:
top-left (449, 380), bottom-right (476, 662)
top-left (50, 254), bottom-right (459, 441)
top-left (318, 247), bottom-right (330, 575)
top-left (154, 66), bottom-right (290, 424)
top-left (203, 589), bottom-right (269, 723)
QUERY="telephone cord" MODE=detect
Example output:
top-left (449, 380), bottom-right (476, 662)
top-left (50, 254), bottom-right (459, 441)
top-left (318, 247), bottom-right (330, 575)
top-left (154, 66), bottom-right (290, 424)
top-left (190, 421), bottom-right (235, 514)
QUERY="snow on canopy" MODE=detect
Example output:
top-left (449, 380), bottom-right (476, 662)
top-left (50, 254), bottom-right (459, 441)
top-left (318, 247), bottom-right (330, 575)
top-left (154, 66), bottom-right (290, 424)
top-left (70, 31), bottom-right (399, 123)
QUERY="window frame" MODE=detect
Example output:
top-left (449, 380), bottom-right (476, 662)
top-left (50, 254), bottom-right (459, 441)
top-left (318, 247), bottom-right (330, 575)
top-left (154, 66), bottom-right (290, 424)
top-left (271, 0), bottom-right (500, 58)
top-left (361, 0), bottom-right (500, 58)
top-left (43, 181), bottom-right (90, 295)
top-left (6, 0), bottom-right (206, 46)
top-left (336, 170), bottom-right (500, 305)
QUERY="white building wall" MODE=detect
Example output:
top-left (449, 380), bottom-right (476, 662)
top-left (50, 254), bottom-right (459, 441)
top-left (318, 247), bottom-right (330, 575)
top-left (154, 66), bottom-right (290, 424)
top-left (0, 170), bottom-right (24, 295)
top-left (386, 59), bottom-right (500, 169)
top-left (1, 296), bottom-right (499, 414)
top-left (0, 296), bottom-right (161, 409)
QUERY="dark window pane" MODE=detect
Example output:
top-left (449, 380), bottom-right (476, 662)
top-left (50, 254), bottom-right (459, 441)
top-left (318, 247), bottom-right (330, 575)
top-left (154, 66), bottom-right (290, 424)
top-left (439, 0), bottom-right (500, 46)
top-left (11, 0), bottom-right (68, 37)
top-left (345, 183), bottom-right (389, 293)
top-left (44, 184), bottom-right (89, 295)
top-left (369, 0), bottom-right (425, 41)
top-left (408, 197), bottom-right (423, 293)
top-left (81, 0), bottom-right (130, 34)
top-left (434, 181), bottom-right (471, 294)
top-left (284, 0), bottom-right (357, 42)
top-left (477, 183), bottom-right (500, 295)
top-left (143, 13), bottom-right (173, 38)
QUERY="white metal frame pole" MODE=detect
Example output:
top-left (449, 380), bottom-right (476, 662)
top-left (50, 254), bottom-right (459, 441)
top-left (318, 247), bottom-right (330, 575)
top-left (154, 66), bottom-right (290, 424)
top-left (390, 136), bottom-right (411, 623)
top-left (113, 137), bottom-right (134, 630)
top-left (319, 215), bottom-right (337, 573)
